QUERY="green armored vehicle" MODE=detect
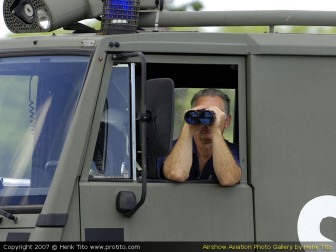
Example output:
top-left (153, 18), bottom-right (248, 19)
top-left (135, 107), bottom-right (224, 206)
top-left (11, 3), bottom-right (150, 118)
top-left (0, 0), bottom-right (335, 248)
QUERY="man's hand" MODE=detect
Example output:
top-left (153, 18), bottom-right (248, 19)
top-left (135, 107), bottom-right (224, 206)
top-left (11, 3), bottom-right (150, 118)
top-left (206, 106), bottom-right (226, 130)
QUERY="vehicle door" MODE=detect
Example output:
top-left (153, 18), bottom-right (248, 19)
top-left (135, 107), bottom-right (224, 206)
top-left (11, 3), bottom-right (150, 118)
top-left (79, 54), bottom-right (254, 242)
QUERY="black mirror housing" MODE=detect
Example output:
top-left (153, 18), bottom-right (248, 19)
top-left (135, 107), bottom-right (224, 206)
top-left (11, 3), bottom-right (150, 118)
top-left (116, 191), bottom-right (137, 214)
top-left (145, 78), bottom-right (174, 157)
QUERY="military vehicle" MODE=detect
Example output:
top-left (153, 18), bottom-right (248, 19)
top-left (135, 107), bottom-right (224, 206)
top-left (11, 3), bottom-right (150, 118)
top-left (0, 0), bottom-right (335, 249)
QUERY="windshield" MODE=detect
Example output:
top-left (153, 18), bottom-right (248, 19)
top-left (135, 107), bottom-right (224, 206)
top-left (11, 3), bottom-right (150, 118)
top-left (0, 55), bottom-right (89, 207)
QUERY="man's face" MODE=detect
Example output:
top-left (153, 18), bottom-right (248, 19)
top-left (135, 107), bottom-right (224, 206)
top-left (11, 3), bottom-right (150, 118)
top-left (192, 96), bottom-right (230, 144)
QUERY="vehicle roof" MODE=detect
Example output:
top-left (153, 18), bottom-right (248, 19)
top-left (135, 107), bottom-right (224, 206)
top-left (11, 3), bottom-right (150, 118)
top-left (1, 31), bottom-right (336, 56)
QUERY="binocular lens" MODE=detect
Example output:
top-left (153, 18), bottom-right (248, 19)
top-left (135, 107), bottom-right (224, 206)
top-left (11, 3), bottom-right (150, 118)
top-left (184, 110), bottom-right (200, 125)
top-left (199, 110), bottom-right (215, 125)
top-left (184, 110), bottom-right (216, 125)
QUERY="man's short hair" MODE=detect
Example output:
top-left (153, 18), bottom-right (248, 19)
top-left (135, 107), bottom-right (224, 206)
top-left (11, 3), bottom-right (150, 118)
top-left (191, 88), bottom-right (231, 116)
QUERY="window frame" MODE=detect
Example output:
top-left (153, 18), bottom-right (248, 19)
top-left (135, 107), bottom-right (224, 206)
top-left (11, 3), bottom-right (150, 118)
top-left (0, 51), bottom-right (92, 209)
top-left (89, 63), bottom-right (136, 182)
top-left (85, 54), bottom-right (247, 183)
top-left (143, 54), bottom-right (247, 183)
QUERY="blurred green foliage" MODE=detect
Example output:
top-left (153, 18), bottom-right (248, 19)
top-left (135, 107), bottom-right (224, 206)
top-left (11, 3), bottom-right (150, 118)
top-left (166, 0), bottom-right (203, 11)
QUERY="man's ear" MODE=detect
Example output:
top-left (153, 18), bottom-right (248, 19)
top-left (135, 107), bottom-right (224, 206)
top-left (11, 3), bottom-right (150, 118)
top-left (224, 114), bottom-right (232, 129)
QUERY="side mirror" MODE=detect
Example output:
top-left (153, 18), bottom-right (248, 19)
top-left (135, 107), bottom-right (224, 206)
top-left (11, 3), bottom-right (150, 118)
top-left (113, 53), bottom-right (174, 218)
top-left (145, 78), bottom-right (174, 157)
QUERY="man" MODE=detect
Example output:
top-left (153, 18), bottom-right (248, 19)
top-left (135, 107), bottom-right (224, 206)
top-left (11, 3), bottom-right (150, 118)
top-left (158, 88), bottom-right (241, 186)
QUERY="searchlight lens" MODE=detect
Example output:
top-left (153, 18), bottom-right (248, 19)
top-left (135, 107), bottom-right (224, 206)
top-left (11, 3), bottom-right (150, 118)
top-left (23, 4), bottom-right (34, 18)
top-left (37, 9), bottom-right (51, 31)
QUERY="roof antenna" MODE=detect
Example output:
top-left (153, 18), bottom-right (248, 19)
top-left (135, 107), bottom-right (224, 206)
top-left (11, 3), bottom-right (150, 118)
top-left (153, 6), bottom-right (160, 32)
top-left (153, 0), bottom-right (165, 32)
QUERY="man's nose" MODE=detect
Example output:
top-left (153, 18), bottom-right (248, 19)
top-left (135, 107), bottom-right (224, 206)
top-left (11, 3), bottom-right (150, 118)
top-left (201, 125), bottom-right (210, 129)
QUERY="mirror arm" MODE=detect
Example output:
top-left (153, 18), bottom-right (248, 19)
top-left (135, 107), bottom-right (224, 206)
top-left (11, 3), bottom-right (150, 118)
top-left (112, 52), bottom-right (148, 218)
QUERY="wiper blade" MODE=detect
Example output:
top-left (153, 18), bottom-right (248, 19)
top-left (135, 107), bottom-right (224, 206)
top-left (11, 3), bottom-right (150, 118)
top-left (0, 209), bottom-right (18, 223)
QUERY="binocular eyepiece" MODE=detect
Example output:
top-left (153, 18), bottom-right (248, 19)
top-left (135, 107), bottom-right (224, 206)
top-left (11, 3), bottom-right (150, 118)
top-left (184, 110), bottom-right (216, 125)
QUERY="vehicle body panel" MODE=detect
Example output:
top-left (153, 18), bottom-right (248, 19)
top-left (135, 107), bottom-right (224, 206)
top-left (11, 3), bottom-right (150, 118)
top-left (0, 30), bottom-right (335, 243)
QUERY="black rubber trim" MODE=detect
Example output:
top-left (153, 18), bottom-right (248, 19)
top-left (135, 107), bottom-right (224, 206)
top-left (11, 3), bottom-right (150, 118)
top-left (36, 213), bottom-right (68, 227)
top-left (6, 232), bottom-right (30, 241)
top-left (85, 228), bottom-right (124, 242)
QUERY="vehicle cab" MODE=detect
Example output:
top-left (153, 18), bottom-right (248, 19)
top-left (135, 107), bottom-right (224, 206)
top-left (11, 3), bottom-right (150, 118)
top-left (0, 0), bottom-right (335, 246)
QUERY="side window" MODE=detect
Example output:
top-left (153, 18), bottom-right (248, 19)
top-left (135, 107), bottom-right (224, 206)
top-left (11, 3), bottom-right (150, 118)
top-left (90, 65), bottom-right (132, 179)
top-left (146, 61), bottom-right (242, 180)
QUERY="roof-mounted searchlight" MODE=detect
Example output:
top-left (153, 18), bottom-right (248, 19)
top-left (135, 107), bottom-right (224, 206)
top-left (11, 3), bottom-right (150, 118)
top-left (3, 0), bottom-right (164, 33)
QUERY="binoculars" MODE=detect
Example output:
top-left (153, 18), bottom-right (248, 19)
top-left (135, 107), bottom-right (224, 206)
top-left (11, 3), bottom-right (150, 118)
top-left (184, 110), bottom-right (216, 125)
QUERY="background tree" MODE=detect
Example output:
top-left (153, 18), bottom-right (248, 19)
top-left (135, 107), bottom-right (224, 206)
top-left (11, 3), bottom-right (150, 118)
top-left (165, 0), bottom-right (203, 11)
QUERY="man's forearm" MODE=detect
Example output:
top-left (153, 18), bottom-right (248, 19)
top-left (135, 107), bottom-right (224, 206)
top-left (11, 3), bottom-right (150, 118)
top-left (163, 124), bottom-right (194, 182)
top-left (212, 130), bottom-right (241, 186)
